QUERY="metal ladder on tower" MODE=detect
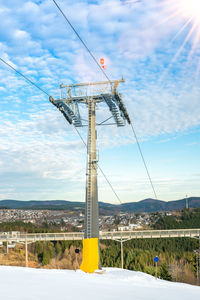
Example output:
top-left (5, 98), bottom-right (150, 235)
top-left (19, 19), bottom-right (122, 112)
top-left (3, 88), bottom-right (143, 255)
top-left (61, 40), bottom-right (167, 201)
top-left (86, 100), bottom-right (92, 238)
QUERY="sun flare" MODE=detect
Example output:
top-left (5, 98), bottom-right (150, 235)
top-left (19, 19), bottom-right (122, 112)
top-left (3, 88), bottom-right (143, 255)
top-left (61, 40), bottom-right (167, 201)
top-left (175, 0), bottom-right (200, 23)
top-left (160, 0), bottom-right (200, 73)
top-left (164, 0), bottom-right (200, 24)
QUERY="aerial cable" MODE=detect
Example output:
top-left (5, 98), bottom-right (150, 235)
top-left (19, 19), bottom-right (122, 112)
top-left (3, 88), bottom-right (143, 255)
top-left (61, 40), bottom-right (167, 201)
top-left (52, 0), bottom-right (111, 84)
top-left (98, 165), bottom-right (122, 204)
top-left (0, 56), bottom-right (122, 203)
top-left (74, 126), bottom-right (122, 204)
top-left (130, 123), bottom-right (158, 200)
top-left (1, 1), bottom-right (156, 201)
top-left (0, 2), bottom-right (156, 203)
top-left (52, 0), bottom-right (158, 200)
top-left (0, 57), bottom-right (50, 97)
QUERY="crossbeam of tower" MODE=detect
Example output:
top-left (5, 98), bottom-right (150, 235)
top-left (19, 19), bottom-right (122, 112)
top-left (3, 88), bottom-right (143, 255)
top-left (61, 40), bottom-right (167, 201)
top-left (50, 79), bottom-right (130, 273)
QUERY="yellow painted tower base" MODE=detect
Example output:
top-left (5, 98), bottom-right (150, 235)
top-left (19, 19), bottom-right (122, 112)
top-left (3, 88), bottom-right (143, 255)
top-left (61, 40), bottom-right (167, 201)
top-left (80, 238), bottom-right (99, 273)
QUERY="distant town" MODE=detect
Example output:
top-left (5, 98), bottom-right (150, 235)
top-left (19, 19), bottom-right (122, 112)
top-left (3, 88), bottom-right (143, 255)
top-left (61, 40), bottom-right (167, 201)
top-left (0, 209), bottom-right (174, 232)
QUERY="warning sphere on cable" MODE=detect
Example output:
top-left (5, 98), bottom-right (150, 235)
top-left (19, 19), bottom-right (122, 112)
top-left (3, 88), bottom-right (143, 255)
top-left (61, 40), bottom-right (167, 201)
top-left (100, 58), bottom-right (104, 64)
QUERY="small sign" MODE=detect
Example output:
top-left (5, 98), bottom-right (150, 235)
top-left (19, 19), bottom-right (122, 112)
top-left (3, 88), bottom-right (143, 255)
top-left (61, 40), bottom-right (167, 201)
top-left (154, 256), bottom-right (159, 263)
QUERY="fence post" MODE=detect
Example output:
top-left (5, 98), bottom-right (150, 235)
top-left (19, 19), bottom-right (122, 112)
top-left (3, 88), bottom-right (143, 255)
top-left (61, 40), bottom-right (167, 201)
top-left (25, 238), bottom-right (28, 268)
top-left (121, 239), bottom-right (123, 269)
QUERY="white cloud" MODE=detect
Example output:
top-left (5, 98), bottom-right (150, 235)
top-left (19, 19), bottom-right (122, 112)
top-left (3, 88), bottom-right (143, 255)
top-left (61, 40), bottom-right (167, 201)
top-left (0, 0), bottom-right (200, 201)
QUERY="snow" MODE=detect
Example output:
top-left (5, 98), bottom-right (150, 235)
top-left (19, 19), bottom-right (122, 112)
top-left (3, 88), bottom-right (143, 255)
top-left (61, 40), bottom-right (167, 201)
top-left (0, 266), bottom-right (200, 300)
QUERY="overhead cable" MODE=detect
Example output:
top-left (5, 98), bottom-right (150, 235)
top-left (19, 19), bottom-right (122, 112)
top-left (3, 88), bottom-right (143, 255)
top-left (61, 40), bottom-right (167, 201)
top-left (130, 123), bottom-right (158, 200)
top-left (98, 165), bottom-right (122, 204)
top-left (1, 3), bottom-right (157, 201)
top-left (0, 57), bottom-right (50, 97)
top-left (52, 0), bottom-right (158, 200)
top-left (0, 56), bottom-right (122, 203)
top-left (52, 0), bottom-right (111, 84)
top-left (73, 126), bottom-right (122, 204)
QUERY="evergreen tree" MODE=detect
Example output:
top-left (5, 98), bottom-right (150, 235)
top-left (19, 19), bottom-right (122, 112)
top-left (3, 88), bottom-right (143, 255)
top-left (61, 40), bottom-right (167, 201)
top-left (42, 251), bottom-right (49, 265)
top-left (56, 242), bottom-right (62, 255)
top-left (159, 263), bottom-right (172, 281)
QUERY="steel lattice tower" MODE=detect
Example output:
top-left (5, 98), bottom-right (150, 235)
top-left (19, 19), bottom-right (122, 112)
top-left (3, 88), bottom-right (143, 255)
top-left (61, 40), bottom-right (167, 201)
top-left (85, 99), bottom-right (99, 239)
top-left (50, 78), bottom-right (130, 273)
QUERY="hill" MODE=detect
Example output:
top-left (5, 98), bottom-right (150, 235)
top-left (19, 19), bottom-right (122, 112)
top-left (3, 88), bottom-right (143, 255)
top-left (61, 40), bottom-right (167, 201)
top-left (0, 266), bottom-right (199, 300)
top-left (120, 197), bottom-right (200, 212)
top-left (0, 197), bottom-right (200, 213)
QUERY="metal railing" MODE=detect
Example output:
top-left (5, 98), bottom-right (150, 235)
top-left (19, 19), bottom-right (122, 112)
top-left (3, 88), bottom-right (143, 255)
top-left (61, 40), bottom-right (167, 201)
top-left (0, 228), bottom-right (200, 243)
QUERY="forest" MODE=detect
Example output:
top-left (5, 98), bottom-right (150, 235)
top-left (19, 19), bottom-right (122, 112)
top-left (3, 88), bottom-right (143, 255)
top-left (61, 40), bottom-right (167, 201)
top-left (153, 208), bottom-right (200, 229)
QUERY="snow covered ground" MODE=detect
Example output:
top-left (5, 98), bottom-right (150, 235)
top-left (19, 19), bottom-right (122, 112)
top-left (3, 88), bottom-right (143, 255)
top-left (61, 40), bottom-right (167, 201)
top-left (0, 266), bottom-right (200, 300)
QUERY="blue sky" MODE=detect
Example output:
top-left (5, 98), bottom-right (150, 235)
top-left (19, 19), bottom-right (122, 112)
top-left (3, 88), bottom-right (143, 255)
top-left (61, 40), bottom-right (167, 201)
top-left (0, 0), bottom-right (200, 203)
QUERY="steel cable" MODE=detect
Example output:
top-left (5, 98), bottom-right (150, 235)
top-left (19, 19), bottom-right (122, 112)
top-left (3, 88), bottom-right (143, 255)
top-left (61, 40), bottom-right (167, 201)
top-left (130, 123), bottom-right (158, 199)
top-left (0, 56), bottom-right (122, 203)
top-left (0, 57), bottom-right (50, 97)
top-left (52, 0), bottom-right (158, 200)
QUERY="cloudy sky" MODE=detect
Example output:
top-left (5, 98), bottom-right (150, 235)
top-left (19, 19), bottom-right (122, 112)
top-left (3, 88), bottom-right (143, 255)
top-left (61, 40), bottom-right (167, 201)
top-left (0, 0), bottom-right (200, 203)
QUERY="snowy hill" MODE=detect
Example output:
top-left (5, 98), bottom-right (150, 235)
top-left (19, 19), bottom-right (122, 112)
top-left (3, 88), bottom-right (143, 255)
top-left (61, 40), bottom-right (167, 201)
top-left (0, 266), bottom-right (200, 300)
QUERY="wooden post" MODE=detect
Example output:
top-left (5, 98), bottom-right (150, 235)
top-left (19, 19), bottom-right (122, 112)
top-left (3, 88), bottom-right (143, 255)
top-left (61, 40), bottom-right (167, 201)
top-left (155, 262), bottom-right (158, 279)
top-left (6, 241), bottom-right (9, 254)
top-left (196, 251), bottom-right (199, 281)
top-left (121, 239), bottom-right (123, 269)
top-left (25, 239), bottom-right (28, 268)
top-left (199, 235), bottom-right (200, 283)
top-left (75, 254), bottom-right (78, 272)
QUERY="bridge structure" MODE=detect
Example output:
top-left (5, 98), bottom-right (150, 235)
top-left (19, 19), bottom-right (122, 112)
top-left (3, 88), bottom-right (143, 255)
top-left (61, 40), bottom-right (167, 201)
top-left (1, 229), bottom-right (200, 269)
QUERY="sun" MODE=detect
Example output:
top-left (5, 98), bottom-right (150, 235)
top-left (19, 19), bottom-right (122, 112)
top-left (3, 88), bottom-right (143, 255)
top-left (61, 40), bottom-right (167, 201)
top-left (157, 0), bottom-right (200, 77)
top-left (163, 0), bottom-right (200, 26)
top-left (174, 0), bottom-right (200, 23)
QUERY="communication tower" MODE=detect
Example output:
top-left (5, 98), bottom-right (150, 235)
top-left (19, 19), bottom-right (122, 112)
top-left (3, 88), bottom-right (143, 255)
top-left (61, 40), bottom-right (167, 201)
top-left (50, 78), bottom-right (130, 273)
top-left (186, 194), bottom-right (189, 209)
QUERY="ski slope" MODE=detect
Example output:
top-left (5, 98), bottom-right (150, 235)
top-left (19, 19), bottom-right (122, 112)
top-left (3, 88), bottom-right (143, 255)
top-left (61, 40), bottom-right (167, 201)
top-left (0, 266), bottom-right (200, 300)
